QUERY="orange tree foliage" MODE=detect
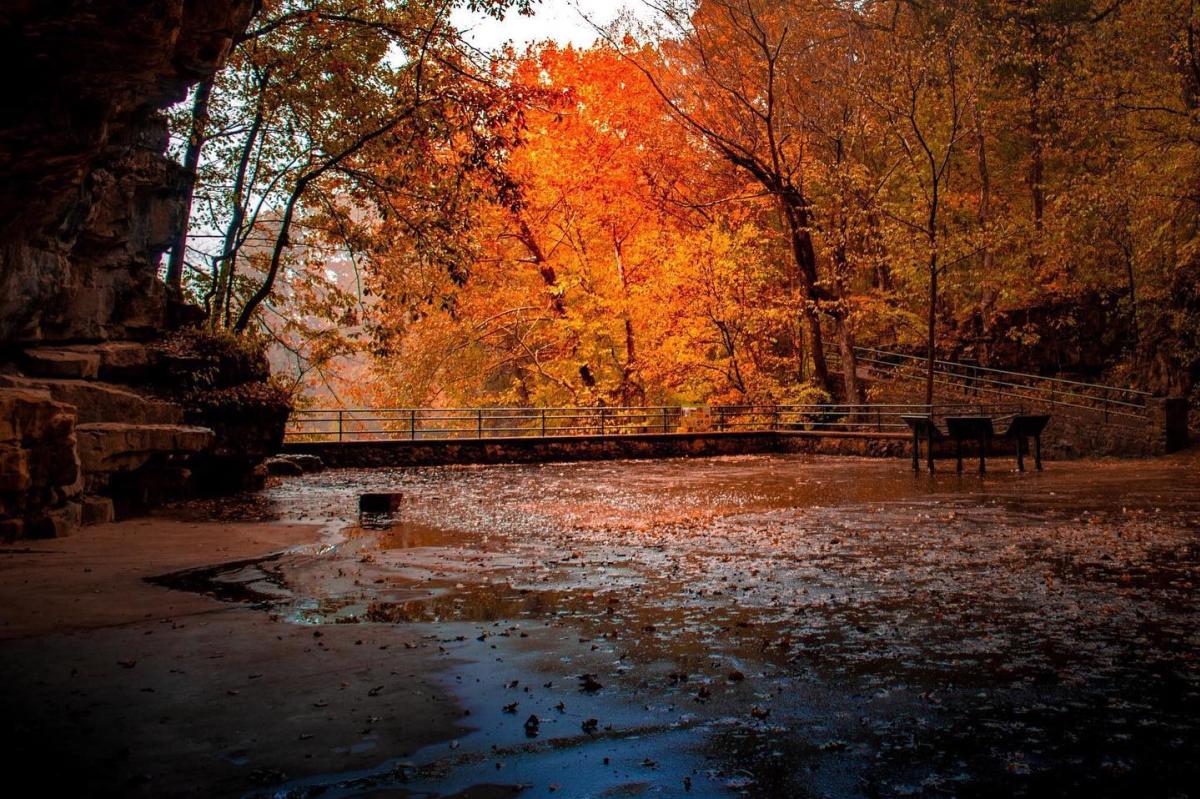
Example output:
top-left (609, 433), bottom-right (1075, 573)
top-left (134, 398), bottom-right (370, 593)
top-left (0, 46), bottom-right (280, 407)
top-left (195, 0), bottom-right (1200, 408)
top-left (362, 43), bottom-right (827, 407)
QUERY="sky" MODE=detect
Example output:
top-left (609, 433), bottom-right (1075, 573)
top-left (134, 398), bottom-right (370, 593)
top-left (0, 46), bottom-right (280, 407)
top-left (451, 0), bottom-right (649, 52)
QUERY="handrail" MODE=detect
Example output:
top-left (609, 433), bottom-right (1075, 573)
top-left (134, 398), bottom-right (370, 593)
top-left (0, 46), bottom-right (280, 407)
top-left (854, 354), bottom-right (1147, 417)
top-left (839, 346), bottom-right (1149, 422)
top-left (854, 347), bottom-right (1152, 398)
top-left (283, 402), bottom-right (1028, 444)
top-left (286, 351), bottom-right (1155, 444)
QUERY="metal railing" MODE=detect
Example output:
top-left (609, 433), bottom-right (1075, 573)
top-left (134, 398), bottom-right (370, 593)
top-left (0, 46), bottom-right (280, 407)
top-left (284, 402), bottom-right (1022, 444)
top-left (840, 347), bottom-right (1151, 426)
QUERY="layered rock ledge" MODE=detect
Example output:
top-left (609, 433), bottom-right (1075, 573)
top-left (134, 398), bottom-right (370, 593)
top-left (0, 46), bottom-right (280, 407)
top-left (0, 2), bottom-right (280, 539)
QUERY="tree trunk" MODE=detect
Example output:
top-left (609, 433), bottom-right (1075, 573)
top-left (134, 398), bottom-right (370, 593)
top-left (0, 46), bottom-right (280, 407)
top-left (208, 90), bottom-right (266, 327)
top-left (926, 252), bottom-right (938, 408)
top-left (975, 100), bottom-right (997, 365)
top-left (830, 200), bottom-right (863, 406)
top-left (836, 316), bottom-right (863, 405)
top-left (233, 107), bottom-right (420, 333)
top-left (516, 215), bottom-right (566, 317)
top-left (781, 204), bottom-right (832, 392)
top-left (612, 234), bottom-right (642, 405)
top-left (233, 176), bottom-right (308, 333)
top-left (165, 77), bottom-right (213, 298)
top-left (1027, 66), bottom-right (1045, 237)
top-left (1124, 246), bottom-right (1139, 347)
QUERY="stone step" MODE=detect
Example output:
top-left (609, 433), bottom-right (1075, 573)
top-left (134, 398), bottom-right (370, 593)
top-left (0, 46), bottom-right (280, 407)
top-left (36, 338), bottom-right (151, 379)
top-left (19, 348), bottom-right (100, 379)
top-left (0, 375), bottom-right (182, 425)
top-left (75, 423), bottom-right (214, 474)
top-left (20, 342), bottom-right (152, 382)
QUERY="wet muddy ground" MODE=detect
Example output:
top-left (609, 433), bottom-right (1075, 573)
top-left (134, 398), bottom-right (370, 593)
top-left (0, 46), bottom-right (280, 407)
top-left (4, 453), bottom-right (1200, 797)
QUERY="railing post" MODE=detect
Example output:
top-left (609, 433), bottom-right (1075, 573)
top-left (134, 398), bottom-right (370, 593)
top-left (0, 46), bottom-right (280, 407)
top-left (338, 410), bottom-right (343, 442)
top-left (663, 407), bottom-right (669, 433)
top-left (541, 408), bottom-right (547, 437)
top-left (477, 408), bottom-right (483, 438)
top-left (410, 409), bottom-right (416, 441)
top-left (599, 407), bottom-right (606, 436)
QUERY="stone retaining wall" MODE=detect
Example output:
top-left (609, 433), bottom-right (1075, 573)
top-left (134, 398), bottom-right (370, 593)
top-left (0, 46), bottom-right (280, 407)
top-left (284, 431), bottom-right (912, 469)
top-left (1036, 398), bottom-right (1190, 459)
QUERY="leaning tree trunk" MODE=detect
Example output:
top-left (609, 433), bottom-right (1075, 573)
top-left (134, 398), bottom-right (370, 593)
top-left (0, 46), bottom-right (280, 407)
top-left (165, 76), bottom-right (213, 298)
top-left (782, 204), bottom-right (833, 394)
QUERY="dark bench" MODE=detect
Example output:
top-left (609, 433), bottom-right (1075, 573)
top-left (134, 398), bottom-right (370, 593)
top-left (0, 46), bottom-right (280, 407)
top-left (945, 416), bottom-right (995, 474)
top-left (1002, 414), bottom-right (1051, 472)
top-left (901, 415), bottom-right (944, 472)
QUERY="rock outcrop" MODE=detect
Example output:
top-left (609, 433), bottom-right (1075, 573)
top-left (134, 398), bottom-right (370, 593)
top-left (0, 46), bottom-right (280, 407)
top-left (0, 389), bottom-right (81, 540)
top-left (0, 0), bottom-right (259, 341)
top-left (2, 331), bottom-right (289, 531)
top-left (0, 2), bottom-right (283, 538)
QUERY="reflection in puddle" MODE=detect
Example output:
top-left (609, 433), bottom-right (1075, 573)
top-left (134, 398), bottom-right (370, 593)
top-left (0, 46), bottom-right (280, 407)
top-left (375, 520), bottom-right (469, 550)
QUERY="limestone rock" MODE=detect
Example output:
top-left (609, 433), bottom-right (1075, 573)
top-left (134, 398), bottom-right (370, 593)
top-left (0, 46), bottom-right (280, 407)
top-left (80, 495), bottom-right (116, 526)
top-left (1, 1), bottom-right (259, 343)
top-left (25, 501), bottom-right (82, 539)
top-left (25, 342), bottom-right (153, 381)
top-left (76, 423), bottom-right (214, 473)
top-left (0, 2), bottom-right (271, 538)
top-left (0, 387), bottom-right (80, 539)
top-left (276, 453), bottom-right (325, 473)
top-left (20, 348), bottom-right (101, 379)
top-left (263, 457), bottom-right (304, 477)
top-left (0, 387), bottom-right (76, 443)
top-left (89, 342), bottom-right (153, 381)
top-left (0, 445), bottom-right (30, 493)
top-left (0, 375), bottom-right (182, 424)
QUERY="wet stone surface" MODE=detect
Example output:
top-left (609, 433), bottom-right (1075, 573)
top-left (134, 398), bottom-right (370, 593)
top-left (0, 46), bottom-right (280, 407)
top-left (161, 454), bottom-right (1200, 797)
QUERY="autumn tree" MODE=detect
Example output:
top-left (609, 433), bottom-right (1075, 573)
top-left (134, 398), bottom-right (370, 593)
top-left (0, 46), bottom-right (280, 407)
top-left (866, 3), bottom-right (985, 404)
top-left (175, 0), bottom-right (1200, 411)
top-left (168, 0), bottom-right (535, 373)
top-left (592, 0), bottom-right (877, 398)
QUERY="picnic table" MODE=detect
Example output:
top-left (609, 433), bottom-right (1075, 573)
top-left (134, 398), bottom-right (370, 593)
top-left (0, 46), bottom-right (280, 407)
top-left (903, 411), bottom-right (1052, 473)
top-left (945, 415), bottom-right (994, 474)
top-left (1003, 414), bottom-right (1051, 472)
top-left (901, 415), bottom-right (943, 473)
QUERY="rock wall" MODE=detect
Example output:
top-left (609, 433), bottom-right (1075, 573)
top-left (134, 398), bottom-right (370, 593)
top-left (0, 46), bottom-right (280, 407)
top-left (0, 0), bottom-right (258, 342)
top-left (0, 2), bottom-right (279, 539)
top-left (2, 117), bottom-right (182, 342)
top-left (0, 390), bottom-right (83, 540)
